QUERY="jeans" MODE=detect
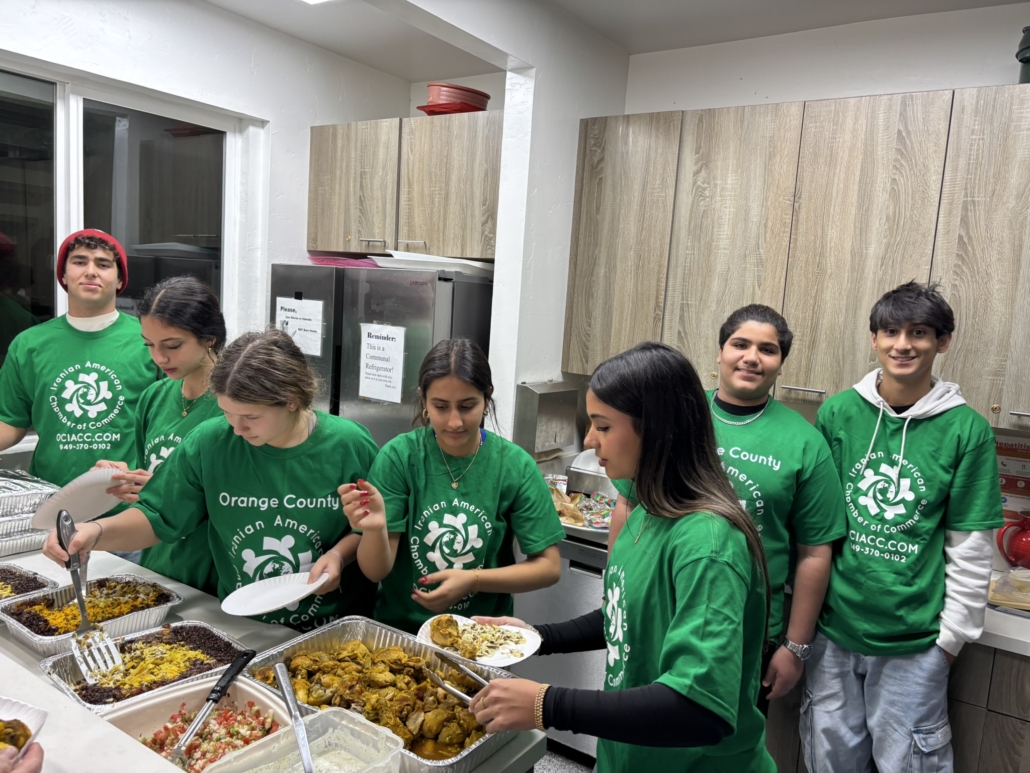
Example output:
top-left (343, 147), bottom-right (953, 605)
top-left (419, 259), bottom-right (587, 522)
top-left (110, 550), bottom-right (142, 564)
top-left (800, 632), bottom-right (953, 773)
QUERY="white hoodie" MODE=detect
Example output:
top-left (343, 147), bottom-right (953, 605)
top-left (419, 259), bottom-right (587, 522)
top-left (852, 370), bottom-right (994, 655)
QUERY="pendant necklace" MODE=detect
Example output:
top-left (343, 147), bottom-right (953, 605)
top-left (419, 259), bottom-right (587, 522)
top-left (710, 395), bottom-right (768, 427)
top-left (181, 384), bottom-right (202, 417)
top-left (634, 514), bottom-right (652, 544)
top-left (437, 430), bottom-right (485, 490)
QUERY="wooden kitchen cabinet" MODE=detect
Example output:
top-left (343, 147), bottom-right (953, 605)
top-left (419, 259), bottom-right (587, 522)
top-left (307, 119), bottom-right (400, 252)
top-left (778, 90), bottom-right (953, 404)
top-left (561, 111), bottom-right (683, 375)
top-left (398, 110), bottom-right (503, 259)
top-left (930, 85), bottom-right (1030, 430)
top-left (662, 103), bottom-right (804, 380)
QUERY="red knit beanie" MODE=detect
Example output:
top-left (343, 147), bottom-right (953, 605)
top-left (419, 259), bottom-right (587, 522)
top-left (57, 229), bottom-right (129, 296)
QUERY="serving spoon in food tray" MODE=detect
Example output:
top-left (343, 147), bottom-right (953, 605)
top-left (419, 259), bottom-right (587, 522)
top-left (55, 510), bottom-right (122, 683)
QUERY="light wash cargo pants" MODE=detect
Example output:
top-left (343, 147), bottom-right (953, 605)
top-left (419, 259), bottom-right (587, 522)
top-left (800, 632), bottom-right (953, 773)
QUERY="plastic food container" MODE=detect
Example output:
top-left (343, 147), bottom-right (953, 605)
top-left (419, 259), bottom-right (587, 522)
top-left (40, 621), bottom-right (247, 715)
top-left (0, 573), bottom-right (183, 657)
top-left (206, 708), bottom-right (402, 773)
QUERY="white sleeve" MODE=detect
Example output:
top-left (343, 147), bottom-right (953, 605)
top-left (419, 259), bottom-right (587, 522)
top-left (937, 529), bottom-right (994, 656)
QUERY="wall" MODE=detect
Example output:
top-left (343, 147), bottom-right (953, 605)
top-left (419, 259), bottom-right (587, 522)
top-left (409, 72), bottom-right (507, 117)
top-left (0, 0), bottom-right (411, 333)
top-left (401, 0), bottom-right (630, 435)
top-left (626, 3), bottom-right (1030, 113)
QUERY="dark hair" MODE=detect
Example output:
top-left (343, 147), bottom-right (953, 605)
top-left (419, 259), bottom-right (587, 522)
top-left (415, 339), bottom-right (496, 428)
top-left (210, 330), bottom-right (317, 409)
top-left (718, 304), bottom-right (794, 361)
top-left (66, 234), bottom-right (122, 278)
top-left (590, 342), bottom-right (770, 631)
top-left (138, 276), bottom-right (227, 354)
top-left (869, 281), bottom-right (955, 338)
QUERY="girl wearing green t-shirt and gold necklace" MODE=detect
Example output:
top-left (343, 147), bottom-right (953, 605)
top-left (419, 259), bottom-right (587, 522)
top-left (340, 339), bottom-right (564, 635)
top-left (468, 342), bottom-right (775, 773)
top-left (94, 276), bottom-right (225, 593)
top-left (44, 330), bottom-right (378, 631)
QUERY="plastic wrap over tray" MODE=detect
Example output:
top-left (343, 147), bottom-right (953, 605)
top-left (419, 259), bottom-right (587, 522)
top-left (0, 573), bottom-right (184, 657)
top-left (0, 529), bottom-right (47, 558)
top-left (0, 470), bottom-right (57, 517)
top-left (243, 616), bottom-right (517, 773)
top-left (0, 562), bottom-right (58, 603)
top-left (39, 620), bottom-right (248, 716)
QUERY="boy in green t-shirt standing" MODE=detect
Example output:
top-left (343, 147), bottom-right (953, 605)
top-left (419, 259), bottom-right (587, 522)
top-left (0, 230), bottom-right (161, 492)
top-left (800, 282), bottom-right (1002, 773)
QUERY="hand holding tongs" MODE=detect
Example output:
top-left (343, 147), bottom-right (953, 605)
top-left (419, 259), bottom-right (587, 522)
top-left (168, 649), bottom-right (257, 771)
top-left (55, 510), bottom-right (122, 682)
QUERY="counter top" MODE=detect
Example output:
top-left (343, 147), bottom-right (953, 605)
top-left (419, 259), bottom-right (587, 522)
top-left (0, 550), bottom-right (546, 773)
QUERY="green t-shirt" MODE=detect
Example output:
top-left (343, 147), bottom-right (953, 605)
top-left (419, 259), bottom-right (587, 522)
top-left (137, 411), bottom-right (379, 631)
top-left (816, 389), bottom-right (1004, 655)
top-left (369, 428), bottom-right (565, 634)
top-left (134, 379), bottom-right (221, 594)
top-left (0, 294), bottom-right (39, 369)
top-left (707, 393), bottom-right (847, 640)
top-left (0, 314), bottom-right (162, 487)
top-left (600, 507), bottom-right (774, 773)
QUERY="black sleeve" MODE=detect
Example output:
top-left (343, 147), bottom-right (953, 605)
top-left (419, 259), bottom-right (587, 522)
top-left (544, 682), bottom-right (732, 747)
top-left (536, 609), bottom-right (605, 655)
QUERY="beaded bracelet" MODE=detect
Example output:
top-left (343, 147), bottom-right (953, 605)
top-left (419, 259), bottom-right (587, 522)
top-left (534, 684), bottom-right (550, 731)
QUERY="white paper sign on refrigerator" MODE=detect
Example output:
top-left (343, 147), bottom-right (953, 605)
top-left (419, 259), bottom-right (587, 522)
top-left (275, 297), bottom-right (324, 357)
top-left (359, 323), bottom-right (405, 404)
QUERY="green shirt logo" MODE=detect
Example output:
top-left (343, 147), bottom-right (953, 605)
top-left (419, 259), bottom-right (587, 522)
top-left (423, 511), bottom-right (485, 570)
top-left (856, 460), bottom-right (917, 520)
top-left (604, 564), bottom-right (630, 687)
top-left (50, 362), bottom-right (126, 430)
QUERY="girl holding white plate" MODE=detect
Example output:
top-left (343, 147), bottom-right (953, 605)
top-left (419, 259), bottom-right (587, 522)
top-left (341, 338), bottom-right (564, 635)
top-left (94, 276), bottom-right (225, 593)
top-left (44, 330), bottom-right (378, 631)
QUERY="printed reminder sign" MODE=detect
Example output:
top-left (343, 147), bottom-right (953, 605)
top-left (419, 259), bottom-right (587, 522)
top-left (359, 323), bottom-right (405, 404)
top-left (276, 297), bottom-right (323, 357)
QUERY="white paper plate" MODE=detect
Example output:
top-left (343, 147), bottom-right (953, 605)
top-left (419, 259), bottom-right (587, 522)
top-left (0, 695), bottom-right (48, 761)
top-left (220, 572), bottom-right (330, 617)
top-left (417, 614), bottom-right (542, 668)
top-left (30, 467), bottom-right (120, 530)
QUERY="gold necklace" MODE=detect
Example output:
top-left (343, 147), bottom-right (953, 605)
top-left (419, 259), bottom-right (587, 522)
top-left (634, 514), bottom-right (652, 544)
top-left (181, 384), bottom-right (203, 417)
top-left (437, 432), bottom-right (483, 490)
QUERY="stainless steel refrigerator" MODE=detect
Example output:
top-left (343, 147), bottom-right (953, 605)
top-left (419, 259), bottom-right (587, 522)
top-left (269, 263), bottom-right (492, 447)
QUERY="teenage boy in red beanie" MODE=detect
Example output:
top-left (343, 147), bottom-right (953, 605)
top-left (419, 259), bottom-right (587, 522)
top-left (0, 230), bottom-right (161, 492)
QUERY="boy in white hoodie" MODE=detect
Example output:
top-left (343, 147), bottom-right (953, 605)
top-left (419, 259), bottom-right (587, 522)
top-left (799, 281), bottom-right (1001, 773)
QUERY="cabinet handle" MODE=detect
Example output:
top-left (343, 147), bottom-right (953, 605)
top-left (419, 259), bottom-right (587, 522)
top-left (358, 237), bottom-right (385, 244)
top-left (568, 561), bottom-right (604, 579)
top-left (397, 240), bottom-right (427, 247)
top-left (780, 385), bottom-right (827, 395)
top-left (1011, 411), bottom-right (1030, 418)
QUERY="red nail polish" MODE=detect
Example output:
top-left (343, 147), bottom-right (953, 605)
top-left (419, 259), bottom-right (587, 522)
top-left (359, 499), bottom-right (369, 506)
top-left (358, 478), bottom-right (366, 486)
top-left (350, 484), bottom-right (357, 491)
top-left (418, 577), bottom-right (427, 585)
top-left (363, 509), bottom-right (370, 515)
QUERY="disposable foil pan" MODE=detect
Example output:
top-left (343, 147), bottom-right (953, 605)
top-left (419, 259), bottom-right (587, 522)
top-left (0, 513), bottom-right (36, 538)
top-left (0, 470), bottom-right (57, 517)
top-left (243, 616), bottom-right (517, 773)
top-left (0, 573), bottom-right (184, 658)
top-left (0, 529), bottom-right (47, 558)
top-left (39, 620), bottom-right (248, 716)
top-left (0, 562), bottom-right (58, 603)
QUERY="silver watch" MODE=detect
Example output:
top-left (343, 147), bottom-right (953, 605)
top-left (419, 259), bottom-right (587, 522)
top-left (784, 639), bottom-right (813, 661)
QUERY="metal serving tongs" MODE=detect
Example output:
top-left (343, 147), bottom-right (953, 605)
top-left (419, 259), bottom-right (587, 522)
top-left (55, 510), bottom-right (122, 682)
top-left (431, 649), bottom-right (490, 690)
top-left (275, 662), bottom-right (314, 773)
top-left (169, 649), bottom-right (257, 771)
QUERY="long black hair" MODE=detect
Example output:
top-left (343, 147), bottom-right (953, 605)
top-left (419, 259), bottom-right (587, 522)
top-left (138, 276), bottom-right (226, 354)
top-left (591, 342), bottom-right (770, 627)
top-left (414, 339), bottom-right (496, 428)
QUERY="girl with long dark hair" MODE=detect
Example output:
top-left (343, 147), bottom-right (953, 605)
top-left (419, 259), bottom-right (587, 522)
top-left (340, 338), bottom-right (564, 634)
top-left (467, 342), bottom-right (775, 773)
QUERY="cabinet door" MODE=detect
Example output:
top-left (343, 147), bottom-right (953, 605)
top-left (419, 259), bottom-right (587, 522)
top-left (307, 119), bottom-right (400, 252)
top-left (779, 91), bottom-right (953, 404)
top-left (931, 85), bottom-right (1030, 429)
top-left (662, 103), bottom-right (803, 383)
top-left (561, 112), bottom-right (683, 375)
top-left (398, 110), bottom-right (503, 259)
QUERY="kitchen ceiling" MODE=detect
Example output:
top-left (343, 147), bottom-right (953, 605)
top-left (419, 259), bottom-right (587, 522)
top-left (202, 0), bottom-right (502, 82)
top-left (550, 0), bottom-right (1029, 55)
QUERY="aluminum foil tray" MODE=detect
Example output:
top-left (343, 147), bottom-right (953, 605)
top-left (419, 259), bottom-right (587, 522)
top-left (39, 620), bottom-right (248, 716)
top-left (0, 573), bottom-right (184, 657)
top-left (0, 562), bottom-right (58, 603)
top-left (0, 513), bottom-right (36, 538)
top-left (0, 470), bottom-right (57, 517)
top-left (0, 529), bottom-right (47, 558)
top-left (243, 616), bottom-right (517, 773)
